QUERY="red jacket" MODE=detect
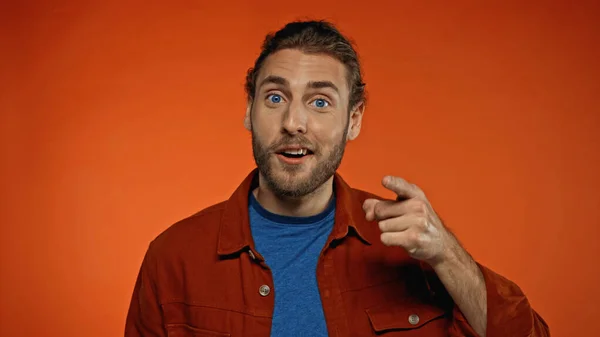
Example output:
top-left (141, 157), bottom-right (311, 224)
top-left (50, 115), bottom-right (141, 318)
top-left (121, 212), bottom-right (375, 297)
top-left (126, 169), bottom-right (549, 336)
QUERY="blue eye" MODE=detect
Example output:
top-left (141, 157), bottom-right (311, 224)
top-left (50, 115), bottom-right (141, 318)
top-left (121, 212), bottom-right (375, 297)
top-left (312, 98), bottom-right (329, 108)
top-left (268, 94), bottom-right (282, 104)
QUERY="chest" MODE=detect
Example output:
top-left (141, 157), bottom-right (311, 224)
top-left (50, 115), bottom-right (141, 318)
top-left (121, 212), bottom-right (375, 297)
top-left (157, 237), bottom-right (454, 337)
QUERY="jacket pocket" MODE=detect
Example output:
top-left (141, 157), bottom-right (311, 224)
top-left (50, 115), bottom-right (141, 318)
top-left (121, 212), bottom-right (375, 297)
top-left (366, 302), bottom-right (447, 333)
top-left (166, 323), bottom-right (231, 337)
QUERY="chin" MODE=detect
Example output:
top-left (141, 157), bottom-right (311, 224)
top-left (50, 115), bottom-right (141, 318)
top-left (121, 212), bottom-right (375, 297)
top-left (277, 164), bottom-right (313, 176)
top-left (272, 165), bottom-right (311, 181)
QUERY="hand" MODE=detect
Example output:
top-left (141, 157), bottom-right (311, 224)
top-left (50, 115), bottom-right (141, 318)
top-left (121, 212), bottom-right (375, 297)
top-left (362, 176), bottom-right (459, 267)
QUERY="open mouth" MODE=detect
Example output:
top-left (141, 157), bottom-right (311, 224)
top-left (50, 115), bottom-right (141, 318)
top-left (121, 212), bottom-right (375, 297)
top-left (276, 148), bottom-right (314, 158)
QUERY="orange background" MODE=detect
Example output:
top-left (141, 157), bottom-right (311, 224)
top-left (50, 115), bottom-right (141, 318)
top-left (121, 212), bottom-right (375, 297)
top-left (1, 1), bottom-right (599, 336)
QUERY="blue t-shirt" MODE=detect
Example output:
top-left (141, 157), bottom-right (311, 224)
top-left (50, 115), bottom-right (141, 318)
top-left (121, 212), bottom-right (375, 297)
top-left (249, 193), bottom-right (335, 337)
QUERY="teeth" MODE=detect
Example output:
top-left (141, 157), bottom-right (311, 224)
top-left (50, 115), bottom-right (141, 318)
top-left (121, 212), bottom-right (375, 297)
top-left (283, 149), bottom-right (307, 155)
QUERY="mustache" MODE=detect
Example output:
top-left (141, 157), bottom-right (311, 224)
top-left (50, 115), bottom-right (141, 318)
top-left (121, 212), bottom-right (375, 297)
top-left (270, 136), bottom-right (317, 153)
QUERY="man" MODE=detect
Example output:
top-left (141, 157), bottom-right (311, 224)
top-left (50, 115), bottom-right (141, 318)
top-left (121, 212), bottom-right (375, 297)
top-left (125, 20), bottom-right (549, 337)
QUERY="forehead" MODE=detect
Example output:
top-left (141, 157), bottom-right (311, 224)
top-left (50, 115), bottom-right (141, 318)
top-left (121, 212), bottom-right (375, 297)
top-left (257, 49), bottom-right (349, 93)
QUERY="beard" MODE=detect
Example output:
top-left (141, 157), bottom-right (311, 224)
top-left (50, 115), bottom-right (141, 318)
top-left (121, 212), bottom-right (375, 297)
top-left (251, 129), bottom-right (347, 199)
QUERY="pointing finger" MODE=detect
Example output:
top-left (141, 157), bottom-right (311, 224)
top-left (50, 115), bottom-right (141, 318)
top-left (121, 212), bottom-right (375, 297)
top-left (382, 176), bottom-right (423, 200)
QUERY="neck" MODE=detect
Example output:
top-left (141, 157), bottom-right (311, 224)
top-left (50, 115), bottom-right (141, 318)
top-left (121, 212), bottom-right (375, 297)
top-left (252, 174), bottom-right (334, 217)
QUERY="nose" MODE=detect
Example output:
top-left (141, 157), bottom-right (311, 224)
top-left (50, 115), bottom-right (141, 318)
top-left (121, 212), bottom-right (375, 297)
top-left (281, 101), bottom-right (307, 135)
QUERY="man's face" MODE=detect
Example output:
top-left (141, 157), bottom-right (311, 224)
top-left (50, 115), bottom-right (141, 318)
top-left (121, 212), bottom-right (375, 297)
top-left (245, 49), bottom-right (363, 198)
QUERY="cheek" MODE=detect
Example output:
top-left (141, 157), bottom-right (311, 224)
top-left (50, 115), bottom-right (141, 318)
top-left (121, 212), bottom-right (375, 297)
top-left (308, 113), bottom-right (347, 141)
top-left (252, 113), bottom-right (279, 134)
top-left (313, 129), bottom-right (345, 153)
top-left (252, 128), bottom-right (283, 153)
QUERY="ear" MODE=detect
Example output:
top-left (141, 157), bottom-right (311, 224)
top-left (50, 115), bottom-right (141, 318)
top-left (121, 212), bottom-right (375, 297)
top-left (346, 101), bottom-right (365, 141)
top-left (244, 99), bottom-right (252, 131)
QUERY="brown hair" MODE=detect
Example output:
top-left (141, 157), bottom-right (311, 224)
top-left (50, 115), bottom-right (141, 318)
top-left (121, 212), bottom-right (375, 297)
top-left (245, 20), bottom-right (366, 111)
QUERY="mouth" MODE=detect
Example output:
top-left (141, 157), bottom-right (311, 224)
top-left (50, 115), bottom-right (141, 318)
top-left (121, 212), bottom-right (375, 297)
top-left (276, 148), bottom-right (314, 158)
top-left (274, 147), bottom-right (314, 165)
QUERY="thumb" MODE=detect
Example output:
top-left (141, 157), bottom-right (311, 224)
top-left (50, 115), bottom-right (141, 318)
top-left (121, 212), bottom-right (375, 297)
top-left (362, 198), bottom-right (381, 221)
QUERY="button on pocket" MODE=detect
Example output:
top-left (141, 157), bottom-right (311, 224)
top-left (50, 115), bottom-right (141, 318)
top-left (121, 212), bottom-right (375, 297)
top-left (366, 302), bottom-right (447, 333)
top-left (408, 314), bottom-right (420, 325)
top-left (259, 284), bottom-right (270, 296)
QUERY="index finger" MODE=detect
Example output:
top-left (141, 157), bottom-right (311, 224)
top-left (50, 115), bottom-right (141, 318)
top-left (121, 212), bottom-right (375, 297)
top-left (382, 176), bottom-right (422, 200)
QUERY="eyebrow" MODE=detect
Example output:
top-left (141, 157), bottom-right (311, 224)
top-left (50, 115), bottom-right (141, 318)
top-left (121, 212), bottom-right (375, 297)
top-left (258, 75), bottom-right (289, 89)
top-left (307, 81), bottom-right (339, 94)
top-left (258, 75), bottom-right (340, 95)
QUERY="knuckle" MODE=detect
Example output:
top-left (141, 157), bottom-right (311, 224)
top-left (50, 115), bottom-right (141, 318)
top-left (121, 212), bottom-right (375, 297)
top-left (412, 200), bottom-right (427, 214)
top-left (419, 217), bottom-right (429, 230)
top-left (409, 231), bottom-right (421, 245)
top-left (374, 204), bottom-right (385, 219)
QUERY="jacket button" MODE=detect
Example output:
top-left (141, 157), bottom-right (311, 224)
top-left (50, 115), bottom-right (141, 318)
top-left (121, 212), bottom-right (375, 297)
top-left (408, 314), bottom-right (420, 325)
top-left (259, 285), bottom-right (270, 296)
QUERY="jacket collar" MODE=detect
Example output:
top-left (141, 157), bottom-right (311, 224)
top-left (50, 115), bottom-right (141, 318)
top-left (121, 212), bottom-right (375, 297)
top-left (216, 168), bottom-right (377, 256)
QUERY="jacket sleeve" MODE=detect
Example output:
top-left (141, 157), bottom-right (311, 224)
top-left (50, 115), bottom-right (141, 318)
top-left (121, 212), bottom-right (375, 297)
top-left (449, 263), bottom-right (550, 337)
top-left (125, 245), bottom-right (166, 337)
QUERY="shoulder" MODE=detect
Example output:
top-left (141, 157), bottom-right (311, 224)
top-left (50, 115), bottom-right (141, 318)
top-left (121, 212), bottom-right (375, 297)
top-left (147, 201), bottom-right (227, 257)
